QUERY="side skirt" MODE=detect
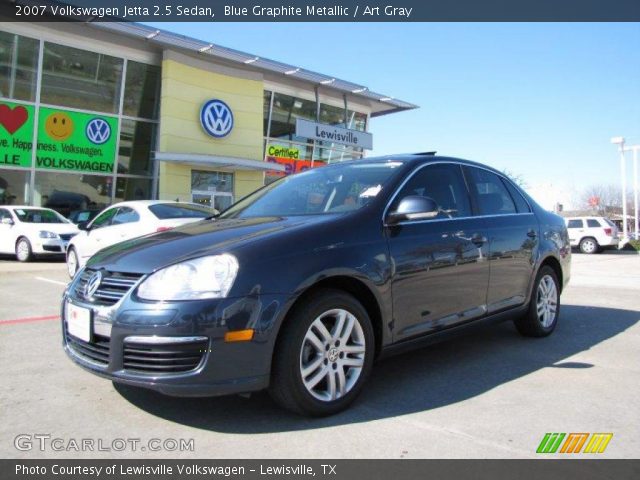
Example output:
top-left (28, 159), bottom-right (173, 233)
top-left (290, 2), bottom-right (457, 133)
top-left (378, 304), bottom-right (528, 360)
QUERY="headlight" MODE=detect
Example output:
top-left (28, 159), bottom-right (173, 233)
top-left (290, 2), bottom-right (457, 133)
top-left (39, 231), bottom-right (58, 239)
top-left (137, 254), bottom-right (239, 301)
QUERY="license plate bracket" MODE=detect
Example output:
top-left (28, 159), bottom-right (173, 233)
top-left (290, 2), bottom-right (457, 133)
top-left (66, 302), bottom-right (92, 342)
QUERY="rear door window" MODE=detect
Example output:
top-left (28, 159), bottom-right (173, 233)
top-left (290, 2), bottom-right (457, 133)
top-left (112, 207), bottom-right (140, 225)
top-left (465, 167), bottom-right (517, 215)
top-left (567, 219), bottom-right (583, 228)
top-left (502, 179), bottom-right (531, 213)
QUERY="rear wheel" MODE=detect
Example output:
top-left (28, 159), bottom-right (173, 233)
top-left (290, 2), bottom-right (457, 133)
top-left (66, 247), bottom-right (79, 278)
top-left (269, 289), bottom-right (374, 416)
top-left (15, 237), bottom-right (33, 262)
top-left (514, 265), bottom-right (560, 337)
top-left (579, 237), bottom-right (599, 254)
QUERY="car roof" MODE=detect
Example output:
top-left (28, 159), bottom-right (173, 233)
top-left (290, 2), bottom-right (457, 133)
top-left (333, 154), bottom-right (508, 176)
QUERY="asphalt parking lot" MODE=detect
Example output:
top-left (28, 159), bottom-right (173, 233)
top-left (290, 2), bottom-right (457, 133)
top-left (1, 252), bottom-right (639, 459)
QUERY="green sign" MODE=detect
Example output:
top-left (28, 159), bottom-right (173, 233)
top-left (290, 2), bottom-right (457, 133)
top-left (36, 107), bottom-right (118, 173)
top-left (0, 100), bottom-right (35, 168)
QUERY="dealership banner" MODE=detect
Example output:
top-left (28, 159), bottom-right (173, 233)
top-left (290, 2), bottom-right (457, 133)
top-left (0, 100), bottom-right (35, 168)
top-left (36, 107), bottom-right (118, 174)
top-left (1, 0), bottom-right (640, 21)
top-left (3, 460), bottom-right (640, 479)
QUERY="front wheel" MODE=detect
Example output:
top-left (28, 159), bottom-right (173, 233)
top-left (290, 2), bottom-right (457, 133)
top-left (15, 237), bottom-right (33, 262)
top-left (269, 289), bottom-right (375, 416)
top-left (66, 247), bottom-right (79, 278)
top-left (514, 266), bottom-right (560, 337)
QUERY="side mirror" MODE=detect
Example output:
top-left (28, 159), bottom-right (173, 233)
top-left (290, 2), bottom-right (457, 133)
top-left (77, 221), bottom-right (90, 231)
top-left (386, 195), bottom-right (439, 225)
top-left (1, 217), bottom-right (14, 226)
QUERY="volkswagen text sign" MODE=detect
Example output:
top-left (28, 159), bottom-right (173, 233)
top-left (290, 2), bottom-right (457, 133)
top-left (296, 118), bottom-right (373, 150)
top-left (200, 99), bottom-right (234, 138)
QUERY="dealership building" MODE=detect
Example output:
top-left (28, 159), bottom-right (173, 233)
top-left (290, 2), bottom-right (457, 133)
top-left (0, 19), bottom-right (416, 213)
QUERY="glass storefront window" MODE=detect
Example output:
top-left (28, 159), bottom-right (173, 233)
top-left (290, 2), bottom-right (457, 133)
top-left (34, 171), bottom-right (113, 218)
top-left (114, 176), bottom-right (152, 203)
top-left (314, 146), bottom-right (363, 164)
top-left (269, 92), bottom-right (316, 144)
top-left (41, 42), bottom-right (123, 114)
top-left (263, 90), bottom-right (271, 136)
top-left (118, 119), bottom-right (155, 175)
top-left (191, 170), bottom-right (233, 193)
top-left (0, 169), bottom-right (30, 205)
top-left (123, 60), bottom-right (160, 119)
top-left (347, 110), bottom-right (367, 132)
top-left (0, 32), bottom-right (39, 102)
top-left (319, 103), bottom-right (345, 127)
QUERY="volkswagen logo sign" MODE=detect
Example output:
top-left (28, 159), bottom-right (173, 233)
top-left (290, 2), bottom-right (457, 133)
top-left (200, 99), bottom-right (234, 138)
top-left (86, 118), bottom-right (111, 145)
top-left (84, 271), bottom-right (103, 299)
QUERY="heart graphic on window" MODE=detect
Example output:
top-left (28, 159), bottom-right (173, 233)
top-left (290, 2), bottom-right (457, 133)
top-left (0, 104), bottom-right (29, 135)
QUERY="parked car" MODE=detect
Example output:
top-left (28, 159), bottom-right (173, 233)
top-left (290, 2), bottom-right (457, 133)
top-left (564, 216), bottom-right (619, 254)
top-left (65, 200), bottom-right (216, 277)
top-left (0, 206), bottom-right (79, 261)
top-left (61, 155), bottom-right (571, 416)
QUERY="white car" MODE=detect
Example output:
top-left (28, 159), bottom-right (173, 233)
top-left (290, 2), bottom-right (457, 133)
top-left (0, 206), bottom-right (79, 262)
top-left (66, 200), bottom-right (215, 277)
top-left (565, 216), bottom-right (620, 254)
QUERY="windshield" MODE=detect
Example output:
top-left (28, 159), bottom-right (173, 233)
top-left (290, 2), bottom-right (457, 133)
top-left (221, 162), bottom-right (403, 218)
top-left (13, 208), bottom-right (69, 224)
top-left (148, 203), bottom-right (214, 219)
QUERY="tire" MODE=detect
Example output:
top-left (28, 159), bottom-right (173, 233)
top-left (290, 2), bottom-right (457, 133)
top-left (579, 237), bottom-right (599, 254)
top-left (269, 289), bottom-right (375, 416)
top-left (15, 237), bottom-right (33, 262)
top-left (514, 265), bottom-right (560, 337)
top-left (66, 247), bottom-right (79, 278)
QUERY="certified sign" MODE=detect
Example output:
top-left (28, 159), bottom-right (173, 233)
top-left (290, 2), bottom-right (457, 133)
top-left (296, 118), bottom-right (373, 150)
top-left (200, 99), bottom-right (234, 138)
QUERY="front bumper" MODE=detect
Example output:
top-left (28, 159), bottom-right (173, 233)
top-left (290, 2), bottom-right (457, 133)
top-left (61, 270), bottom-right (292, 397)
top-left (33, 238), bottom-right (69, 254)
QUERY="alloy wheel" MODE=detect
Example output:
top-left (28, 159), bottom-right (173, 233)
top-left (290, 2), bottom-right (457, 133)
top-left (16, 240), bottom-right (30, 261)
top-left (299, 308), bottom-right (366, 402)
top-left (536, 274), bottom-right (558, 327)
top-left (67, 249), bottom-right (78, 277)
top-left (581, 239), bottom-right (596, 253)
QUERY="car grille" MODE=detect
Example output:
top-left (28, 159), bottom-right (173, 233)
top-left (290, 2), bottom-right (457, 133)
top-left (74, 269), bottom-right (144, 306)
top-left (123, 339), bottom-right (207, 374)
top-left (66, 332), bottom-right (110, 367)
top-left (59, 233), bottom-right (75, 241)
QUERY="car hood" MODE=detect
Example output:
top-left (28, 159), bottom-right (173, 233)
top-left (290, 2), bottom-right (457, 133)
top-left (17, 222), bottom-right (78, 234)
top-left (86, 215), bottom-right (335, 274)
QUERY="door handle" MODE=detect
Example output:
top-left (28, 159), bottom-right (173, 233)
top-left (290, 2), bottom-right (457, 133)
top-left (471, 233), bottom-right (487, 245)
top-left (527, 229), bottom-right (537, 238)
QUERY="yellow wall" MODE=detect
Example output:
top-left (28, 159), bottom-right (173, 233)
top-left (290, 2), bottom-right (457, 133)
top-left (158, 56), bottom-right (265, 201)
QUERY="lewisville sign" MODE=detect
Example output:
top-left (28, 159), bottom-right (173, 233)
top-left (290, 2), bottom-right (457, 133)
top-left (0, 101), bottom-right (118, 174)
top-left (296, 118), bottom-right (373, 150)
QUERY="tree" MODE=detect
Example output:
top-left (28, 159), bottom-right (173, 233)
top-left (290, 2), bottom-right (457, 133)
top-left (502, 169), bottom-right (528, 189)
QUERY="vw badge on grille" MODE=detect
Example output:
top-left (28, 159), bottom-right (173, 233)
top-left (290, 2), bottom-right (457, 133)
top-left (84, 271), bottom-right (103, 299)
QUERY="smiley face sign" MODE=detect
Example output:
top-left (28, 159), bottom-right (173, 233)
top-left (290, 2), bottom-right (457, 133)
top-left (44, 111), bottom-right (74, 141)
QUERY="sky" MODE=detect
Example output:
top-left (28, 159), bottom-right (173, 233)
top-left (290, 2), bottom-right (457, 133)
top-left (146, 22), bottom-right (640, 207)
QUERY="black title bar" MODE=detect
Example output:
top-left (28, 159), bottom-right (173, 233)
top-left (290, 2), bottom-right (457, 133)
top-left (2, 0), bottom-right (640, 22)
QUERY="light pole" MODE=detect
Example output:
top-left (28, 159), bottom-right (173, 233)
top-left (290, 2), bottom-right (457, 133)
top-left (611, 137), bottom-right (628, 241)
top-left (611, 137), bottom-right (640, 241)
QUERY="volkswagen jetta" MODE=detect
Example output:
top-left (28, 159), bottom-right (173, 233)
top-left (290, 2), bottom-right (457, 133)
top-left (61, 154), bottom-right (571, 416)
